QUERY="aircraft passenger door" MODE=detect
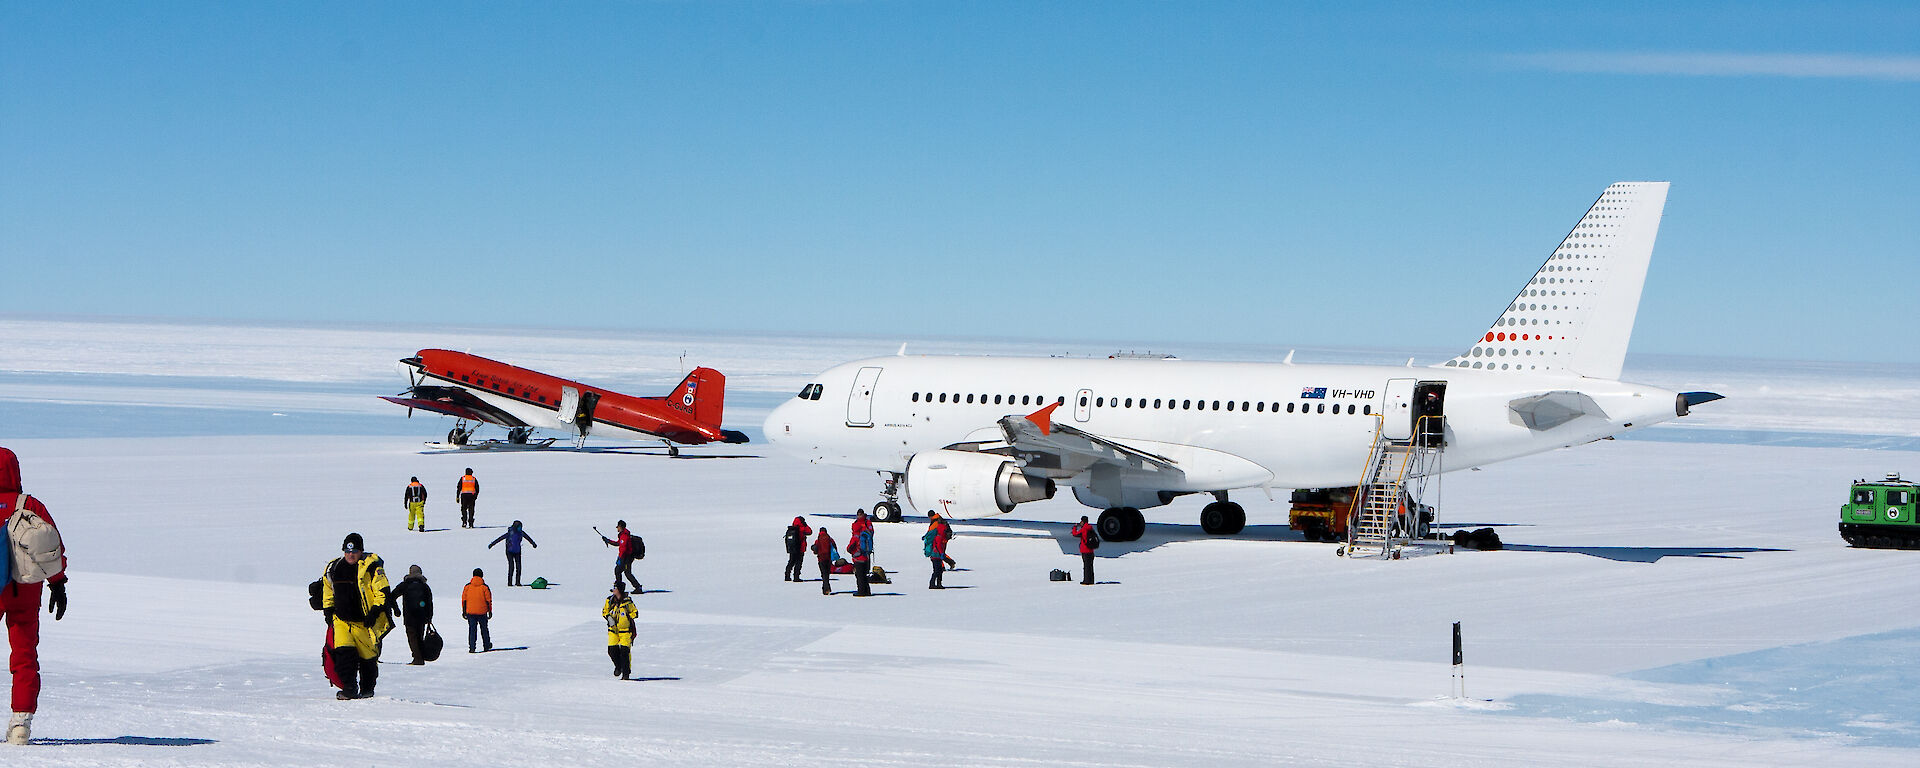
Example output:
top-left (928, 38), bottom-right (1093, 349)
top-left (575, 391), bottom-right (599, 436)
top-left (557, 387), bottom-right (581, 424)
top-left (1074, 389), bottom-right (1093, 422)
top-left (846, 367), bottom-right (883, 427)
top-left (1382, 378), bottom-right (1416, 441)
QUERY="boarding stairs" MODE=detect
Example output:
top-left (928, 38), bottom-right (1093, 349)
top-left (1342, 416), bottom-right (1443, 559)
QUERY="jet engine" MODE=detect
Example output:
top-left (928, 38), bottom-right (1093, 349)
top-left (904, 449), bottom-right (1056, 519)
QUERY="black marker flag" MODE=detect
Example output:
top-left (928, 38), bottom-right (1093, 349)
top-left (1452, 621), bottom-right (1463, 666)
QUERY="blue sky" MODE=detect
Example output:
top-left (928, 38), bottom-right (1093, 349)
top-left (3, 2), bottom-right (1914, 362)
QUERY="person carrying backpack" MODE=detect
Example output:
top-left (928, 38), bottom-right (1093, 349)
top-left (391, 565), bottom-right (434, 665)
top-left (922, 512), bottom-right (950, 589)
top-left (810, 527), bottom-right (837, 596)
top-left (488, 521), bottom-right (538, 587)
top-left (402, 477), bottom-right (428, 532)
top-left (598, 520), bottom-right (643, 594)
top-left (1070, 516), bottom-right (1099, 585)
top-left (783, 516), bottom-right (812, 582)
top-left (848, 516), bottom-right (873, 597)
top-left (0, 447), bottom-right (69, 745)
top-left (602, 582), bottom-right (638, 680)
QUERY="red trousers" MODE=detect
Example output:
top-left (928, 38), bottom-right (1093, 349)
top-left (0, 582), bottom-right (42, 713)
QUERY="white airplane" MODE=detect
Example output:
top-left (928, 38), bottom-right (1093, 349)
top-left (763, 182), bottom-right (1721, 541)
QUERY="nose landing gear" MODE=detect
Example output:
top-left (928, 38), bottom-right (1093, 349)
top-left (870, 472), bottom-right (903, 522)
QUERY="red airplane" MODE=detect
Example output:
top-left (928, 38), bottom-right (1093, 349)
top-left (380, 349), bottom-right (749, 454)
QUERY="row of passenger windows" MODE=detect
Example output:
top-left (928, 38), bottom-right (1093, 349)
top-left (908, 391), bottom-right (1370, 415)
top-left (449, 370), bottom-right (555, 404)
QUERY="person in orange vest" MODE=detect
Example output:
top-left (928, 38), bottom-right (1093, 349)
top-left (403, 477), bottom-right (427, 532)
top-left (456, 469), bottom-right (480, 529)
top-left (461, 567), bottom-right (492, 653)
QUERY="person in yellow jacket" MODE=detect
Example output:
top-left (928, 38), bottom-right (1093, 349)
top-left (602, 582), bottom-right (638, 679)
top-left (322, 532), bottom-right (393, 700)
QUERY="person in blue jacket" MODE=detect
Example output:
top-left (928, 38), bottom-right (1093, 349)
top-left (487, 520), bottom-right (539, 587)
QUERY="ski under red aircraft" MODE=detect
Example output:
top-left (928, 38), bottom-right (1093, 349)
top-left (381, 349), bottom-right (749, 454)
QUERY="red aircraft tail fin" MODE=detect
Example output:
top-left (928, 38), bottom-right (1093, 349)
top-left (666, 367), bottom-right (727, 428)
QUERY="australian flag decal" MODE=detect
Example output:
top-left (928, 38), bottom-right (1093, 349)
top-left (1300, 387), bottom-right (1327, 399)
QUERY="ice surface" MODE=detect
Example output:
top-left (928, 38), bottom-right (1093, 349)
top-left (1, 317), bottom-right (1917, 765)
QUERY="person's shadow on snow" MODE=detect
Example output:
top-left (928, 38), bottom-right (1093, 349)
top-left (36, 736), bottom-right (217, 746)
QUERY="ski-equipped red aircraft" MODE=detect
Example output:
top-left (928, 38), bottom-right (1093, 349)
top-left (381, 349), bottom-right (749, 454)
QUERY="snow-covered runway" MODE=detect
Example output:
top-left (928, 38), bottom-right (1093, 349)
top-left (3, 318), bottom-right (1918, 765)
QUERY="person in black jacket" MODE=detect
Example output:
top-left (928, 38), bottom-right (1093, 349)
top-left (392, 565), bottom-right (435, 665)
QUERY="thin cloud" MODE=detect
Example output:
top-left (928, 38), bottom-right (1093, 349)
top-left (1501, 51), bottom-right (1920, 81)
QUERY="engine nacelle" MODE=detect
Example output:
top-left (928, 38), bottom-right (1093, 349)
top-left (904, 449), bottom-right (1056, 519)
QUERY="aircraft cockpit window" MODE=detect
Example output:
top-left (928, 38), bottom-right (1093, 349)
top-left (796, 384), bottom-right (825, 400)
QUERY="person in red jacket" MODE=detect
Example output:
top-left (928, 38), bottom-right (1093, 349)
top-left (922, 512), bottom-right (950, 589)
top-left (0, 447), bottom-right (69, 745)
top-left (810, 527), bottom-right (837, 596)
top-left (1070, 515), bottom-right (1097, 585)
top-left (599, 520), bottom-right (643, 594)
top-left (848, 517), bottom-right (873, 597)
top-left (783, 516), bottom-right (813, 582)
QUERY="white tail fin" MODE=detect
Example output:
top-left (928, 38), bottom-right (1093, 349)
top-left (1443, 181), bottom-right (1669, 380)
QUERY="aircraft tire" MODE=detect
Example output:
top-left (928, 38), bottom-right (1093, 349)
top-left (1201, 502), bottom-right (1239, 535)
top-left (1222, 503), bottom-right (1246, 535)
top-left (874, 501), bottom-right (901, 523)
top-left (1121, 507), bottom-right (1145, 541)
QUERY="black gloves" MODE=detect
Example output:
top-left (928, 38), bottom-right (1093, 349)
top-left (47, 581), bottom-right (67, 621)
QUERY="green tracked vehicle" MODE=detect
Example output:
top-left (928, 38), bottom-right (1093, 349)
top-left (1840, 473), bottom-right (1920, 548)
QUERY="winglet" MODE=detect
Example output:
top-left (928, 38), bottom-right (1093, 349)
top-left (1025, 402), bottom-right (1061, 436)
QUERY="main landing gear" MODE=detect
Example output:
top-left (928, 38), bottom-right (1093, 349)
top-left (446, 422), bottom-right (473, 446)
top-left (1097, 507), bottom-right (1145, 542)
top-left (870, 472), bottom-right (904, 522)
top-left (1200, 493), bottom-right (1246, 535)
top-left (506, 427), bottom-right (531, 445)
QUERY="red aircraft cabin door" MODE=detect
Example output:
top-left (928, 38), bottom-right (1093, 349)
top-left (846, 366), bottom-right (883, 427)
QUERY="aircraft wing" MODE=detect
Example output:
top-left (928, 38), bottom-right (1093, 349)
top-left (994, 405), bottom-right (1179, 474)
top-left (380, 385), bottom-right (528, 428)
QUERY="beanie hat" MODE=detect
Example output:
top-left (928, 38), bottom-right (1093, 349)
top-left (408, 564), bottom-right (423, 578)
top-left (342, 533), bottom-right (365, 553)
top-left (472, 567), bottom-right (484, 577)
